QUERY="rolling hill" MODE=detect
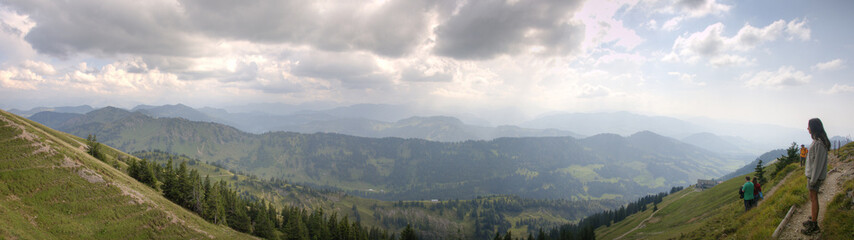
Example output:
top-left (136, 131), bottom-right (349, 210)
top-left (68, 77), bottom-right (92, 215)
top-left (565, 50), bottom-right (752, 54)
top-left (35, 107), bottom-right (744, 201)
top-left (0, 109), bottom-right (249, 239)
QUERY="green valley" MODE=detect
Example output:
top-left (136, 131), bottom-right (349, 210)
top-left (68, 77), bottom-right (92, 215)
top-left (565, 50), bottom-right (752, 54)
top-left (41, 107), bottom-right (745, 202)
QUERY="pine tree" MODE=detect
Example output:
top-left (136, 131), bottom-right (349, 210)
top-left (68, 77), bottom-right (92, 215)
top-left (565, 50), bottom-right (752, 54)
top-left (175, 161), bottom-right (190, 208)
top-left (85, 134), bottom-right (103, 161)
top-left (400, 224), bottom-right (418, 240)
top-left (252, 203), bottom-right (275, 239)
top-left (188, 169), bottom-right (204, 214)
top-left (754, 159), bottom-right (766, 185)
top-left (285, 211), bottom-right (309, 240)
top-left (162, 157), bottom-right (178, 201)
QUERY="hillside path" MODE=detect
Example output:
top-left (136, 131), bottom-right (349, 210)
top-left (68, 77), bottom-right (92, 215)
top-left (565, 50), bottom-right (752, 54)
top-left (778, 154), bottom-right (854, 239)
top-left (759, 170), bottom-right (797, 207)
top-left (614, 191), bottom-right (693, 240)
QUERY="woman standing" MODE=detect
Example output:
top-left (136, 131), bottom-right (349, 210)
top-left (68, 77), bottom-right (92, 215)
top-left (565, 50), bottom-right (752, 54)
top-left (801, 118), bottom-right (829, 235)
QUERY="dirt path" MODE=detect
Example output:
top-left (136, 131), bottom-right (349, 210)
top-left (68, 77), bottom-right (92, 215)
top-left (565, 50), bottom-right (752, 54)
top-left (778, 154), bottom-right (854, 239)
top-left (614, 191), bottom-right (693, 240)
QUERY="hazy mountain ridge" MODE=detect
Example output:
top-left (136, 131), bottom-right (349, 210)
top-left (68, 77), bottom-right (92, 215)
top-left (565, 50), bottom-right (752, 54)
top-left (719, 148), bottom-right (788, 181)
top-left (523, 111), bottom-right (805, 153)
top-left (8, 105), bottom-right (94, 117)
top-left (41, 107), bottom-right (743, 202)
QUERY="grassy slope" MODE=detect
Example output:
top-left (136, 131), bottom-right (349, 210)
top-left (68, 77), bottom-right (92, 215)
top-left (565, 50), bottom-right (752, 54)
top-left (595, 159), bottom-right (801, 240)
top-left (822, 142), bottom-right (854, 238)
top-left (0, 110), bottom-right (251, 239)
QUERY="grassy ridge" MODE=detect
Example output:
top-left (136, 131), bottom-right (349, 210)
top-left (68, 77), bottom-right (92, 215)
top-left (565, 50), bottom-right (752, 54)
top-left (595, 158), bottom-right (801, 239)
top-left (0, 110), bottom-right (250, 239)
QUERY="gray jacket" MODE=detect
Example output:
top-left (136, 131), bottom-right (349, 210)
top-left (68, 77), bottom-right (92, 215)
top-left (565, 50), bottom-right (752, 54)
top-left (805, 139), bottom-right (828, 186)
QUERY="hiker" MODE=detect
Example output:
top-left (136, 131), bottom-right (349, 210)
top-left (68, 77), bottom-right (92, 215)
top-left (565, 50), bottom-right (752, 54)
top-left (752, 177), bottom-right (762, 204)
top-left (741, 176), bottom-right (754, 211)
top-left (802, 118), bottom-right (830, 235)
top-left (800, 144), bottom-right (808, 166)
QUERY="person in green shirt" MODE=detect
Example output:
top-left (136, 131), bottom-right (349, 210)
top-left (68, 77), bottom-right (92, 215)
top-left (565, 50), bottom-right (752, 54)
top-left (742, 176), bottom-right (754, 211)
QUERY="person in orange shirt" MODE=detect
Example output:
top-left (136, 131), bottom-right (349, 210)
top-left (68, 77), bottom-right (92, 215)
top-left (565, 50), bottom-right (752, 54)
top-left (800, 144), bottom-right (808, 166)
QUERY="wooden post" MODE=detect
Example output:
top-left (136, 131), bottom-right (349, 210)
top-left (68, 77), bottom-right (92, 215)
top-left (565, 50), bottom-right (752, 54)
top-left (772, 205), bottom-right (796, 239)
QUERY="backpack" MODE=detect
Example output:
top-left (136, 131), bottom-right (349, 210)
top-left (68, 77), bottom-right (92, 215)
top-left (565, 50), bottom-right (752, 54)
top-left (738, 188), bottom-right (744, 199)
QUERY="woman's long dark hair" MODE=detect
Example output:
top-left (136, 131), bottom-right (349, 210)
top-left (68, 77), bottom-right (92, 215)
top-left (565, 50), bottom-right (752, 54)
top-left (809, 118), bottom-right (830, 149)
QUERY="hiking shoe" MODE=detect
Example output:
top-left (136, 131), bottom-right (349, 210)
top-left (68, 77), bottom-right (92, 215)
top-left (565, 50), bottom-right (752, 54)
top-left (801, 221), bottom-right (820, 235)
top-left (802, 216), bottom-right (813, 227)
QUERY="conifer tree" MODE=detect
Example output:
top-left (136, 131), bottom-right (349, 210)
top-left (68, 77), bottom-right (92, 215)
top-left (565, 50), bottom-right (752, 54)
top-left (188, 169), bottom-right (204, 213)
top-left (85, 134), bottom-right (103, 161)
top-left (754, 159), bottom-right (766, 185)
top-left (162, 157), bottom-right (177, 199)
top-left (285, 211), bottom-right (309, 240)
top-left (175, 161), bottom-right (190, 207)
top-left (400, 224), bottom-right (418, 240)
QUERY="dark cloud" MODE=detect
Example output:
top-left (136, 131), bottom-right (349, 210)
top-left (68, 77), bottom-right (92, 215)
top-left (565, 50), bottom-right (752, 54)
top-left (677, 0), bottom-right (707, 10)
top-left (5, 0), bottom-right (205, 58)
top-left (4, 0), bottom-right (437, 59)
top-left (179, 0), bottom-right (434, 57)
top-left (433, 0), bottom-right (584, 59)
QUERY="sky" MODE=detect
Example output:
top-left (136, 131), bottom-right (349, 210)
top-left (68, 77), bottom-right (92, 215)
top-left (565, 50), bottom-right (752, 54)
top-left (0, 0), bottom-right (852, 135)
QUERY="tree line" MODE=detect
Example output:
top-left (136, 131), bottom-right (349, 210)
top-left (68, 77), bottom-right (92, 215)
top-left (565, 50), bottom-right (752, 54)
top-left (493, 189), bottom-right (676, 240)
top-left (127, 157), bottom-right (412, 240)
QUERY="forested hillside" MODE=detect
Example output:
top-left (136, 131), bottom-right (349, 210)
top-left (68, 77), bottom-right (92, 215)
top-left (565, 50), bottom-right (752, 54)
top-left (130, 150), bottom-right (624, 239)
top-left (37, 107), bottom-right (743, 201)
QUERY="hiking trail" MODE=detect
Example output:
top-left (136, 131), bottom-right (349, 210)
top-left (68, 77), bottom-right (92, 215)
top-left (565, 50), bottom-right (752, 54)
top-left (760, 171), bottom-right (796, 207)
top-left (613, 191), bottom-right (693, 240)
top-left (778, 153), bottom-right (854, 239)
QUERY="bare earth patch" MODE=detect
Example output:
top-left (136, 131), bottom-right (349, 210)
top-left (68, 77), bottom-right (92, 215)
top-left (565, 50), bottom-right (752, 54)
top-left (60, 156), bottom-right (81, 168)
top-left (7, 194), bottom-right (20, 201)
top-left (77, 168), bottom-right (105, 183)
top-left (111, 183), bottom-right (149, 205)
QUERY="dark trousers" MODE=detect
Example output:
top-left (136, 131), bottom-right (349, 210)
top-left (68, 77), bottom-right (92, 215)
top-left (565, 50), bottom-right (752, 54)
top-left (744, 200), bottom-right (752, 211)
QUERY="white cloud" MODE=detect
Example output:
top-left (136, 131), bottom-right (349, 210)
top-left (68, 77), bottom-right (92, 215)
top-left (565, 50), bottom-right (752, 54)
top-left (785, 18), bottom-right (811, 41)
top-left (743, 66), bottom-right (811, 88)
top-left (21, 60), bottom-right (56, 75)
top-left (709, 54), bottom-right (753, 67)
top-left (578, 84), bottom-right (612, 98)
top-left (658, 0), bottom-right (731, 31)
top-left (822, 84), bottom-right (854, 94)
top-left (676, 0), bottom-right (731, 18)
top-left (61, 58), bottom-right (185, 94)
top-left (661, 16), bottom-right (683, 31)
top-left (574, 0), bottom-right (644, 52)
top-left (0, 66), bottom-right (44, 90)
top-left (666, 19), bottom-right (810, 66)
top-left (667, 71), bottom-right (705, 86)
top-left (812, 59), bottom-right (845, 71)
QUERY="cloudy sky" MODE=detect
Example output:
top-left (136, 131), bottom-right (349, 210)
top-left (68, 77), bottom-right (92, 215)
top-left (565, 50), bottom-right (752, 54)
top-left (1, 0), bottom-right (852, 134)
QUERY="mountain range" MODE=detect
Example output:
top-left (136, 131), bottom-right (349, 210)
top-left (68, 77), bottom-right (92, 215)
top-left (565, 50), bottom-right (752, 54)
top-left (27, 106), bottom-right (749, 202)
